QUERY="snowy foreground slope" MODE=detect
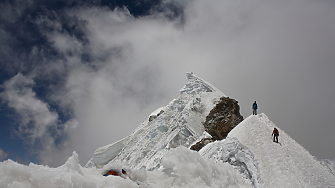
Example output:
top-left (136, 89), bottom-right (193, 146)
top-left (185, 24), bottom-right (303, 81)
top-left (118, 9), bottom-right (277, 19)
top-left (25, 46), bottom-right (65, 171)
top-left (0, 148), bottom-right (253, 188)
top-left (227, 114), bottom-right (335, 188)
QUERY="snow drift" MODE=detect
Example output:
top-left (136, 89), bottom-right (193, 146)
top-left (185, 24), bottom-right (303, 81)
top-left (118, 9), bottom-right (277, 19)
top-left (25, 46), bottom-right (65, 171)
top-left (0, 148), bottom-right (252, 188)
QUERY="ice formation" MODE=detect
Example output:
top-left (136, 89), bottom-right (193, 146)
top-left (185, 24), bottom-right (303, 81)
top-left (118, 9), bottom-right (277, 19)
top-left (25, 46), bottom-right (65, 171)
top-left (199, 137), bottom-right (263, 188)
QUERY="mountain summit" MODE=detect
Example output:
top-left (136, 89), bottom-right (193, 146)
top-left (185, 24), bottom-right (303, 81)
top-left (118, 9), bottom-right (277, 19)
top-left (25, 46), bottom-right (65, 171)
top-left (85, 72), bottom-right (335, 187)
top-left (85, 72), bottom-right (228, 170)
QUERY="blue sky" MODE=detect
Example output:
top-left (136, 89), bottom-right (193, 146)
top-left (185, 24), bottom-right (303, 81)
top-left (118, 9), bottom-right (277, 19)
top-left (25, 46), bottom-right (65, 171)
top-left (0, 0), bottom-right (163, 165)
top-left (1, 0), bottom-right (335, 167)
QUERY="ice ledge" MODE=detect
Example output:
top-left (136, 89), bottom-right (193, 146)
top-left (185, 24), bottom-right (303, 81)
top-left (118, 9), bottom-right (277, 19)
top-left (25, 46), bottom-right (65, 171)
top-left (199, 137), bottom-right (264, 188)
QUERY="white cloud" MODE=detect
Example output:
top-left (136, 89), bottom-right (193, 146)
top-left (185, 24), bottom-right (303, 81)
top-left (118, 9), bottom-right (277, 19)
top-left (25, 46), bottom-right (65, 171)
top-left (0, 73), bottom-right (79, 166)
top-left (48, 32), bottom-right (84, 54)
top-left (0, 73), bottom-right (58, 140)
top-left (0, 148), bottom-right (8, 161)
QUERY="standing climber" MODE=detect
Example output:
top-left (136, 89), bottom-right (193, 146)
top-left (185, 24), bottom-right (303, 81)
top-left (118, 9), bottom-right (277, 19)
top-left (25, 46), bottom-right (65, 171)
top-left (272, 128), bottom-right (279, 143)
top-left (252, 101), bottom-right (258, 115)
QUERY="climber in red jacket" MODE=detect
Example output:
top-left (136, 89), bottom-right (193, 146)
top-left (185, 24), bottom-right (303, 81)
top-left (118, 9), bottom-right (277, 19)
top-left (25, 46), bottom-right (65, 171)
top-left (272, 128), bottom-right (279, 143)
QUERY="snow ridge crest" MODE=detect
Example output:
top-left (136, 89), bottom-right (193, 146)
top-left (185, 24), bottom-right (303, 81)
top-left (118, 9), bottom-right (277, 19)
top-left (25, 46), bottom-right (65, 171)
top-left (180, 72), bottom-right (225, 96)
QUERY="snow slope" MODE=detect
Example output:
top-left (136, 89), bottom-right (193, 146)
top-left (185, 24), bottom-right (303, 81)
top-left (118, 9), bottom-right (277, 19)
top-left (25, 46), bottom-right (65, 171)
top-left (86, 72), bottom-right (226, 170)
top-left (227, 113), bottom-right (335, 188)
top-left (321, 159), bottom-right (335, 175)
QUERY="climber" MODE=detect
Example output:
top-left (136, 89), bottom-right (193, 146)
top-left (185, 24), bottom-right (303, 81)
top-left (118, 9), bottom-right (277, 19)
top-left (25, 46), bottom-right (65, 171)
top-left (252, 101), bottom-right (258, 115)
top-left (104, 170), bottom-right (119, 176)
top-left (272, 128), bottom-right (279, 143)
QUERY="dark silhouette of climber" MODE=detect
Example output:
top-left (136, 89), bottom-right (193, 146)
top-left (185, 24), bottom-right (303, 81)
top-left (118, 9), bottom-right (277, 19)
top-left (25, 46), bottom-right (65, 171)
top-left (252, 101), bottom-right (258, 115)
top-left (272, 128), bottom-right (279, 143)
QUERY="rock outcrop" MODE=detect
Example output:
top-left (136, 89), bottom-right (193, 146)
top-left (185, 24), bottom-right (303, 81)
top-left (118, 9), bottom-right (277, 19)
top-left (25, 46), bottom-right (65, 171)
top-left (190, 138), bottom-right (213, 151)
top-left (191, 97), bottom-right (243, 151)
top-left (204, 97), bottom-right (244, 140)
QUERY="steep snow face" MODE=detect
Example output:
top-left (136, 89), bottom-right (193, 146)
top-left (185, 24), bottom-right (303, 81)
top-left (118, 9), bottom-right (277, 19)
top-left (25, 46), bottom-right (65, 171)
top-left (86, 72), bottom-right (226, 170)
top-left (228, 114), bottom-right (335, 188)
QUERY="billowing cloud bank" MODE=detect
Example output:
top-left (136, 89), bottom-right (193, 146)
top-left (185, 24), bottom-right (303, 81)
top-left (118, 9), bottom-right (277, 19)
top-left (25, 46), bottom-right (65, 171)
top-left (1, 0), bottom-right (335, 166)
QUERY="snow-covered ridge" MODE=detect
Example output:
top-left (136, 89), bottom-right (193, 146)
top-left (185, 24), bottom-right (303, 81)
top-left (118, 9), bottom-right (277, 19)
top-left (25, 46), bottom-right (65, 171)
top-left (180, 72), bottom-right (224, 95)
top-left (85, 72), bottom-right (226, 170)
top-left (227, 114), bottom-right (335, 188)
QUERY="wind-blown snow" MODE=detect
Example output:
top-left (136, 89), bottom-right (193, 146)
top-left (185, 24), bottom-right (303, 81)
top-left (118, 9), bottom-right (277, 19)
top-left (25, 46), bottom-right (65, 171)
top-left (228, 113), bottom-right (335, 188)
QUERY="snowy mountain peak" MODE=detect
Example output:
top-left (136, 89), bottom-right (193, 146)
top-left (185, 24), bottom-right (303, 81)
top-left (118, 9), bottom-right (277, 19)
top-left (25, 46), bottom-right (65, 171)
top-left (84, 73), bottom-right (335, 187)
top-left (2, 74), bottom-right (335, 188)
top-left (85, 73), bottom-right (226, 170)
top-left (180, 72), bottom-right (224, 96)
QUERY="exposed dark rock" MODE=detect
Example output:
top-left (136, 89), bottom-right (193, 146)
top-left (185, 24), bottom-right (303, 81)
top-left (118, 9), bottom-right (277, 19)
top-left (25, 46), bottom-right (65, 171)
top-left (190, 138), bottom-right (213, 151)
top-left (204, 97), bottom-right (244, 140)
top-left (190, 97), bottom-right (244, 151)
